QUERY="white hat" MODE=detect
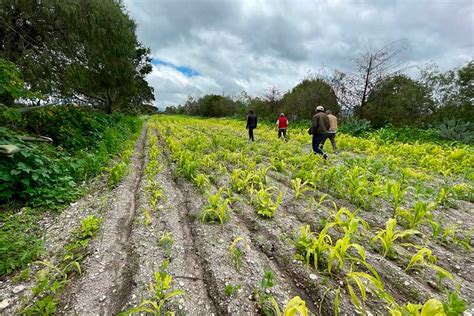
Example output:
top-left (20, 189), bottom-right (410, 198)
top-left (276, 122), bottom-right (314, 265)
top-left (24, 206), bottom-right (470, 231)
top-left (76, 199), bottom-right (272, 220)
top-left (316, 106), bottom-right (324, 111)
top-left (280, 113), bottom-right (284, 116)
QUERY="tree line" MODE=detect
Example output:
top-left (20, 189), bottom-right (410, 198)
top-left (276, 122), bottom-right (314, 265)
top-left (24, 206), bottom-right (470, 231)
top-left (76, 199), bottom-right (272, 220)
top-left (165, 43), bottom-right (473, 130)
top-left (0, 0), bottom-right (155, 114)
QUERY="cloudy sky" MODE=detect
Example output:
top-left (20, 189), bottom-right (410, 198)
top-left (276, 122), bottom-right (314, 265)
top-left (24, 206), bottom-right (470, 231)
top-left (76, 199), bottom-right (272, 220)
top-left (123, 0), bottom-right (474, 109)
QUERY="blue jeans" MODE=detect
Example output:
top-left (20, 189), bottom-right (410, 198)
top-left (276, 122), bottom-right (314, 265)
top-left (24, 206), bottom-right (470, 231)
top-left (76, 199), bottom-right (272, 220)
top-left (312, 133), bottom-right (326, 155)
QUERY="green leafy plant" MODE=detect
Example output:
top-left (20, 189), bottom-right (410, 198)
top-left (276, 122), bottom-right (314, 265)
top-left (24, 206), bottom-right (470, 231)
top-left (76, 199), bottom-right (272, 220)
top-left (294, 223), bottom-right (335, 271)
top-left (372, 218), bottom-right (420, 258)
top-left (228, 237), bottom-right (249, 272)
top-left (291, 178), bottom-right (311, 200)
top-left (251, 187), bottom-right (283, 218)
top-left (201, 188), bottom-right (230, 224)
top-left (121, 260), bottom-right (184, 315)
top-left (253, 268), bottom-right (278, 316)
top-left (404, 247), bottom-right (453, 281)
top-left (396, 201), bottom-right (435, 229)
top-left (224, 283), bottom-right (241, 297)
top-left (159, 232), bottom-right (174, 258)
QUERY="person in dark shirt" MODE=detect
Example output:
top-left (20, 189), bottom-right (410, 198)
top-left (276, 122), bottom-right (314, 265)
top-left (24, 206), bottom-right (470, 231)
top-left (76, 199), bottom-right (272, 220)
top-left (311, 106), bottom-right (330, 159)
top-left (246, 110), bottom-right (257, 142)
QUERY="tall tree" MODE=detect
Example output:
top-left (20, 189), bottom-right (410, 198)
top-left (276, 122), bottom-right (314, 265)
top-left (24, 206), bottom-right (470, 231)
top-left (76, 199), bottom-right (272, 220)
top-left (0, 0), bottom-right (154, 113)
top-left (331, 40), bottom-right (407, 114)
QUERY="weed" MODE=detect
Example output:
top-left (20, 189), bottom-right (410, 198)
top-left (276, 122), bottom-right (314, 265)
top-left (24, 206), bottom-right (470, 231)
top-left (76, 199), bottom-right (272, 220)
top-left (224, 284), bottom-right (241, 297)
top-left (159, 232), bottom-right (174, 258)
top-left (253, 268), bottom-right (278, 316)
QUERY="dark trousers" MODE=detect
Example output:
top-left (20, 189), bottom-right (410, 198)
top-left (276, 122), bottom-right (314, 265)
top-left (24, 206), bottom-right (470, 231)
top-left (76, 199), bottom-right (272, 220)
top-left (248, 127), bottom-right (255, 141)
top-left (312, 133), bottom-right (326, 155)
top-left (321, 132), bottom-right (337, 150)
top-left (278, 128), bottom-right (287, 139)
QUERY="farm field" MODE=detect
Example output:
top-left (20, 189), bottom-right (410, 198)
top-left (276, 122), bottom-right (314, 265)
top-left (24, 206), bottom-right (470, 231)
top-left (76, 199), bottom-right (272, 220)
top-left (1, 114), bottom-right (473, 315)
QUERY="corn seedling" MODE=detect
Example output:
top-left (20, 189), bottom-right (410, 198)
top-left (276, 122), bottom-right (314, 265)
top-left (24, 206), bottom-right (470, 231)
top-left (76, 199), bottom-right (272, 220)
top-left (328, 233), bottom-right (366, 274)
top-left (228, 237), bottom-right (249, 272)
top-left (346, 263), bottom-right (385, 313)
top-left (396, 201), bottom-right (435, 229)
top-left (291, 178), bottom-right (311, 200)
top-left (294, 223), bottom-right (335, 270)
top-left (120, 260), bottom-right (184, 315)
top-left (270, 296), bottom-right (309, 316)
top-left (201, 188), bottom-right (230, 224)
top-left (372, 218), bottom-right (420, 258)
top-left (193, 173), bottom-right (210, 192)
top-left (144, 209), bottom-right (152, 226)
top-left (251, 186), bottom-right (283, 218)
top-left (385, 181), bottom-right (406, 216)
top-left (404, 247), bottom-right (453, 281)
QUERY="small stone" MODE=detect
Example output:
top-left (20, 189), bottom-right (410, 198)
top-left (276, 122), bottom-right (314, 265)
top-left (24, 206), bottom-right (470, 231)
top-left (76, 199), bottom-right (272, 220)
top-left (99, 295), bottom-right (106, 302)
top-left (454, 265), bottom-right (461, 270)
top-left (309, 274), bottom-right (317, 281)
top-left (179, 281), bottom-right (184, 287)
top-left (404, 281), bottom-right (410, 286)
top-left (0, 299), bottom-right (11, 310)
top-left (12, 285), bottom-right (26, 294)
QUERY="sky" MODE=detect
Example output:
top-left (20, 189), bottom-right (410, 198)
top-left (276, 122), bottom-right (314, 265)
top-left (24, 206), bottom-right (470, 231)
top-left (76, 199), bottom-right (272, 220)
top-left (123, 0), bottom-right (474, 109)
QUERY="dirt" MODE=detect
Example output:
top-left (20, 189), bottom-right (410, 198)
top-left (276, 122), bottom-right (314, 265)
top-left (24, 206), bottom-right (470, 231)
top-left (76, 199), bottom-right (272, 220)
top-left (1, 121), bottom-right (473, 315)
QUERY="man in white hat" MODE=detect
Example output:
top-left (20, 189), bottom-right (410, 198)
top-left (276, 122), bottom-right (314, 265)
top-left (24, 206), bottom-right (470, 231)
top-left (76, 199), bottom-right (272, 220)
top-left (310, 106), bottom-right (330, 159)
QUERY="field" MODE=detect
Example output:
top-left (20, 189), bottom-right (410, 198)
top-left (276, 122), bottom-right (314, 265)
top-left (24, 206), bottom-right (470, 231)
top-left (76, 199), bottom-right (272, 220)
top-left (1, 115), bottom-right (473, 315)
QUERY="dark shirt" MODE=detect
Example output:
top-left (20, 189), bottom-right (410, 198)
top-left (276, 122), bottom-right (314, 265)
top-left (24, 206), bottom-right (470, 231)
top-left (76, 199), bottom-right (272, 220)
top-left (312, 112), bottom-right (330, 134)
top-left (246, 114), bottom-right (257, 129)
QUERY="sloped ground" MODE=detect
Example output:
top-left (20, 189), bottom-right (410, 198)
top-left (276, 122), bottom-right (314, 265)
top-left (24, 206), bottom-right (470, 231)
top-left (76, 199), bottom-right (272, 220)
top-left (1, 116), bottom-right (473, 315)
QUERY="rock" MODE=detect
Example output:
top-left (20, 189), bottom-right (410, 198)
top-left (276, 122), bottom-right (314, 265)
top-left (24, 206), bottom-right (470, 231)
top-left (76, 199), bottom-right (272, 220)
top-left (0, 299), bottom-right (11, 310)
top-left (404, 281), bottom-right (410, 286)
top-left (99, 295), bottom-right (106, 302)
top-left (309, 274), bottom-right (317, 281)
top-left (179, 281), bottom-right (184, 287)
top-left (12, 285), bottom-right (26, 294)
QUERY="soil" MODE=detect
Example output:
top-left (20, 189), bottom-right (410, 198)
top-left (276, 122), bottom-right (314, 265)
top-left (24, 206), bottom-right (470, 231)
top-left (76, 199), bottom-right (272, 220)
top-left (1, 121), bottom-right (473, 316)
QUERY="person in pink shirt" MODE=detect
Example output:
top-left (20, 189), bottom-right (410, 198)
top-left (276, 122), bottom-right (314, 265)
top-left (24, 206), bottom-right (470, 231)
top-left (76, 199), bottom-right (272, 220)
top-left (276, 113), bottom-right (288, 141)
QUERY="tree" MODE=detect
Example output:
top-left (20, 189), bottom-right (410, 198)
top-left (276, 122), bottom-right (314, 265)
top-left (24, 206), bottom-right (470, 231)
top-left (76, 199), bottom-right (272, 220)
top-left (281, 79), bottom-right (339, 120)
top-left (332, 40), bottom-right (407, 114)
top-left (420, 59), bottom-right (474, 123)
top-left (361, 75), bottom-right (432, 127)
top-left (0, 0), bottom-right (154, 113)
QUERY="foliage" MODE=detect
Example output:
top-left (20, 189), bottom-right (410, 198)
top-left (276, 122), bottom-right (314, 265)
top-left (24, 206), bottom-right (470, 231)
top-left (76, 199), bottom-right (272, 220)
top-left (0, 207), bottom-right (43, 275)
top-left (0, 0), bottom-right (154, 113)
top-left (361, 75), bottom-right (433, 128)
top-left (201, 188), bottom-right (230, 224)
top-left (120, 260), bottom-right (184, 315)
top-left (251, 187), bottom-right (283, 218)
top-left (228, 237), bottom-right (249, 273)
top-left (372, 218), bottom-right (420, 258)
top-left (338, 118), bottom-right (372, 136)
top-left (437, 119), bottom-right (472, 144)
top-left (253, 268), bottom-right (279, 316)
top-left (224, 283), bottom-right (241, 297)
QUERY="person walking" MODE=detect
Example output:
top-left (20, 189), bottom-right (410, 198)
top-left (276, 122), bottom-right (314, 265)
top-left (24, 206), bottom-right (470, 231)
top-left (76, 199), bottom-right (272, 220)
top-left (246, 110), bottom-right (257, 142)
top-left (310, 106), bottom-right (330, 159)
top-left (276, 113), bottom-right (288, 141)
top-left (321, 110), bottom-right (338, 153)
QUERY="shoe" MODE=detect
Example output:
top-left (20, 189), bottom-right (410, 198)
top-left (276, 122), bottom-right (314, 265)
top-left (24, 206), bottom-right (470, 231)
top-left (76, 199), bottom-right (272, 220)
top-left (323, 154), bottom-right (328, 160)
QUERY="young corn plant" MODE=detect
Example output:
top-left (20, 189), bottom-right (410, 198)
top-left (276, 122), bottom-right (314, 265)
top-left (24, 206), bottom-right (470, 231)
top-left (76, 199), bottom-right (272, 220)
top-left (346, 263), bottom-right (386, 314)
top-left (386, 181), bottom-right (405, 216)
top-left (404, 247), bottom-right (453, 281)
top-left (251, 187), bottom-right (283, 218)
top-left (193, 173), bottom-right (210, 192)
top-left (291, 178), bottom-right (311, 200)
top-left (372, 218), bottom-right (420, 258)
top-left (396, 201), bottom-right (435, 229)
top-left (231, 169), bottom-right (256, 194)
top-left (328, 233), bottom-right (366, 274)
top-left (228, 237), bottom-right (249, 273)
top-left (120, 260), bottom-right (184, 315)
top-left (201, 188), bottom-right (230, 224)
top-left (294, 223), bottom-right (335, 271)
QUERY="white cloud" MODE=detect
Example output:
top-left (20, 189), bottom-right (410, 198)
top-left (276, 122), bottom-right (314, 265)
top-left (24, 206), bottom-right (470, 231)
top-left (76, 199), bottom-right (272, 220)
top-left (124, 0), bottom-right (474, 109)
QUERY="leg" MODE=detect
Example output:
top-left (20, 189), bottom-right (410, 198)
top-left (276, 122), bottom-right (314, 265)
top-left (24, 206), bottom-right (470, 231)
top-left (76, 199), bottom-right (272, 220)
top-left (282, 129), bottom-right (287, 140)
top-left (249, 128), bottom-right (254, 141)
top-left (320, 135), bottom-right (327, 149)
top-left (329, 133), bottom-right (337, 151)
top-left (278, 129), bottom-right (282, 139)
top-left (312, 134), bottom-right (325, 155)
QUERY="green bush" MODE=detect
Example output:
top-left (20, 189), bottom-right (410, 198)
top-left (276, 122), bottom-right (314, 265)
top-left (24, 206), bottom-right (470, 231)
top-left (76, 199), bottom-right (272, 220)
top-left (339, 118), bottom-right (372, 136)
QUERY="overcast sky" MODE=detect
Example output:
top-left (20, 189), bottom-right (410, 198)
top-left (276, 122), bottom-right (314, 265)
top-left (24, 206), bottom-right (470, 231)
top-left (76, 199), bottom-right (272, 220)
top-left (123, 0), bottom-right (474, 109)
